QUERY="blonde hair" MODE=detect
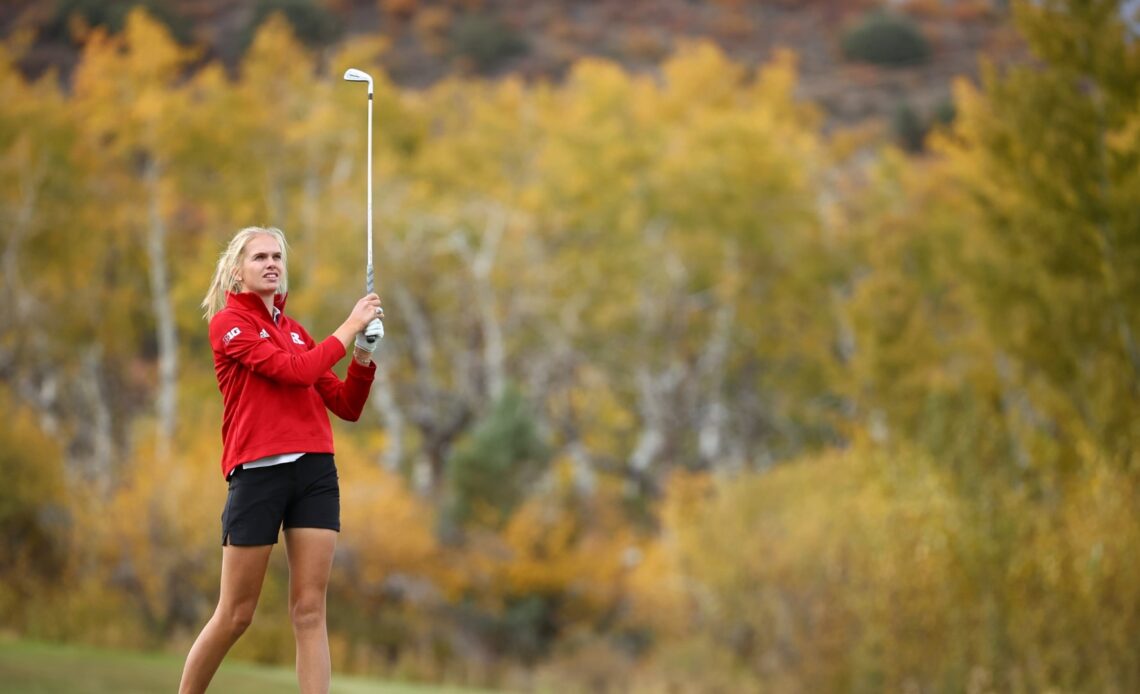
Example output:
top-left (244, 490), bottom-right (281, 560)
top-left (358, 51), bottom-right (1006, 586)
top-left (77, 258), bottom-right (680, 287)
top-left (202, 226), bottom-right (290, 319)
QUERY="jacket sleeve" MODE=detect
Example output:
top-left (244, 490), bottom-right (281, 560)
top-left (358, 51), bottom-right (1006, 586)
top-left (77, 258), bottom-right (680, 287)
top-left (294, 323), bottom-right (376, 421)
top-left (315, 359), bottom-right (377, 422)
top-left (210, 312), bottom-right (345, 387)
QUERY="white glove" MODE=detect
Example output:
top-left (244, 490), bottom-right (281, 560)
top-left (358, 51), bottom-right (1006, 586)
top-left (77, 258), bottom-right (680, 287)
top-left (355, 318), bottom-right (384, 353)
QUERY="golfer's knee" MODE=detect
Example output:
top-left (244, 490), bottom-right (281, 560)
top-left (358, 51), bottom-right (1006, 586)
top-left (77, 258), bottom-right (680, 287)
top-left (219, 602), bottom-right (256, 637)
top-left (290, 596), bottom-right (326, 631)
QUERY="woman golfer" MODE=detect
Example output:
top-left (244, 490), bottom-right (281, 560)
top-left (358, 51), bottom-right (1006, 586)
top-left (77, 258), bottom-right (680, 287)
top-left (180, 226), bottom-right (384, 694)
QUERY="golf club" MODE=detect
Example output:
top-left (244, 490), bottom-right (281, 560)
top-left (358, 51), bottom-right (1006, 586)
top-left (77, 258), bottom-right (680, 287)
top-left (343, 67), bottom-right (382, 342)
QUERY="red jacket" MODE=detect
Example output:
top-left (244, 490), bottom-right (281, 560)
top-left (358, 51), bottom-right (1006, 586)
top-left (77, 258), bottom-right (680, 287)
top-left (208, 291), bottom-right (376, 479)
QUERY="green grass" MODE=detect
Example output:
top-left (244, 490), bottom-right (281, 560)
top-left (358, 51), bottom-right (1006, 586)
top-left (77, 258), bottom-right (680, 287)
top-left (0, 639), bottom-right (489, 694)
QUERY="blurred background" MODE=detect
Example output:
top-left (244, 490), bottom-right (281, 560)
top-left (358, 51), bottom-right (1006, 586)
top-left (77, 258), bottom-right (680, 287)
top-left (2, 0), bottom-right (1140, 691)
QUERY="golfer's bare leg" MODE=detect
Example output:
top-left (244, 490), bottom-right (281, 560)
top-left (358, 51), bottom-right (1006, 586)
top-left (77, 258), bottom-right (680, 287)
top-left (179, 544), bottom-right (273, 694)
top-left (285, 527), bottom-right (338, 694)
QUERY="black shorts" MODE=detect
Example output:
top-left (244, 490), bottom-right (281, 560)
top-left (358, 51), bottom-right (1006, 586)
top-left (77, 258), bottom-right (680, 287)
top-left (221, 453), bottom-right (340, 546)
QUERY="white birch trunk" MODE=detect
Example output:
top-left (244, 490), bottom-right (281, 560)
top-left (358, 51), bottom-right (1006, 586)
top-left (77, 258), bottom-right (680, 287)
top-left (145, 159), bottom-right (177, 462)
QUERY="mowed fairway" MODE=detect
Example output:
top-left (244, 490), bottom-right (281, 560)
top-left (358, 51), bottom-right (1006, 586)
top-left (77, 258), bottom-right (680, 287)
top-left (0, 640), bottom-right (490, 694)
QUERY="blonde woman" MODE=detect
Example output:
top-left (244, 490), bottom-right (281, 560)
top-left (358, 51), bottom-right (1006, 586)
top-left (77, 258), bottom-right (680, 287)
top-left (180, 226), bottom-right (384, 694)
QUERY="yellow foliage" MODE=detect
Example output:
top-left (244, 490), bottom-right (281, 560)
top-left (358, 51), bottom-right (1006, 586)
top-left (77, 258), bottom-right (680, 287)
top-left (337, 437), bottom-right (441, 587)
top-left (0, 389), bottom-right (67, 628)
top-left (0, 390), bottom-right (64, 522)
top-left (71, 9), bottom-right (199, 153)
top-left (456, 485), bottom-right (639, 628)
top-left (626, 443), bottom-right (1140, 690)
top-left (555, 365), bottom-right (636, 460)
top-left (629, 447), bottom-right (969, 689)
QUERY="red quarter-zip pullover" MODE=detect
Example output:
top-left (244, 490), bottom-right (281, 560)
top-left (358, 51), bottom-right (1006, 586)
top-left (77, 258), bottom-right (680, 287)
top-left (208, 291), bottom-right (376, 479)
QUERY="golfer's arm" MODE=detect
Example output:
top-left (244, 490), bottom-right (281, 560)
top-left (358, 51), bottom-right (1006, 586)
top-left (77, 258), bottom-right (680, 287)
top-left (332, 321), bottom-right (357, 352)
top-left (316, 361), bottom-right (375, 422)
top-left (213, 317), bottom-right (344, 386)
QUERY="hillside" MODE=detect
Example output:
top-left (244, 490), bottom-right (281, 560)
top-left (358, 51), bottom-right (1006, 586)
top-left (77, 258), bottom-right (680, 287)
top-left (4, 0), bottom-right (1023, 132)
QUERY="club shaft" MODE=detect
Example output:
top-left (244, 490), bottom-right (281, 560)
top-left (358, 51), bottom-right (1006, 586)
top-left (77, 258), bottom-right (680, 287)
top-left (366, 91), bottom-right (373, 295)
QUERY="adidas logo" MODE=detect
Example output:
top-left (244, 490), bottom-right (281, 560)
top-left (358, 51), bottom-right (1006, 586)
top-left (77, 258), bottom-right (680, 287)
top-left (259, 329), bottom-right (270, 339)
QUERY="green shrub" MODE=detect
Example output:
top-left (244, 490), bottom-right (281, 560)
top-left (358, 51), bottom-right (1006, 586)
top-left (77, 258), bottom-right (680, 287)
top-left (933, 96), bottom-right (957, 126)
top-left (242, 0), bottom-right (342, 51)
top-left (449, 13), bottom-right (529, 72)
top-left (892, 100), bottom-right (926, 152)
top-left (445, 387), bottom-right (548, 528)
top-left (841, 10), bottom-right (930, 67)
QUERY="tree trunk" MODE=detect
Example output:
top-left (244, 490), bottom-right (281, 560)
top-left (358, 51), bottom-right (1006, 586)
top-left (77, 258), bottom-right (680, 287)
top-left (75, 346), bottom-right (115, 490)
top-left (471, 207), bottom-right (507, 401)
top-left (145, 158), bottom-right (177, 462)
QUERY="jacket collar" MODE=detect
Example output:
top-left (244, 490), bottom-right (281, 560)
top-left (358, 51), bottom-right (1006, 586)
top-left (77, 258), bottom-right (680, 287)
top-left (226, 291), bottom-right (288, 321)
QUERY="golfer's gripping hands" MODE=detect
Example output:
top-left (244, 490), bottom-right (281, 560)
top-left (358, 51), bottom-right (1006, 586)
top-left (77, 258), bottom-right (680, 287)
top-left (332, 293), bottom-right (384, 365)
top-left (357, 318), bottom-right (384, 350)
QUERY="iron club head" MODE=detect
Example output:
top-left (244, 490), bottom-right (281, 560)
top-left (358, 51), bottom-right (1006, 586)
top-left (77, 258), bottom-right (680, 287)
top-left (343, 68), bottom-right (373, 94)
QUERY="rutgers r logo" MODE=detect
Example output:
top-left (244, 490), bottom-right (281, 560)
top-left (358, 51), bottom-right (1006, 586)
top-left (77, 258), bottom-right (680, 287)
top-left (223, 327), bottom-right (241, 344)
top-left (291, 332), bottom-right (305, 345)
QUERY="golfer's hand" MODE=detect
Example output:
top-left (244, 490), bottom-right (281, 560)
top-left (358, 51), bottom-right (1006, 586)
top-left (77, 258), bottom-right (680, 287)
top-left (334, 294), bottom-right (382, 352)
top-left (349, 294), bottom-right (383, 332)
top-left (356, 318), bottom-right (384, 352)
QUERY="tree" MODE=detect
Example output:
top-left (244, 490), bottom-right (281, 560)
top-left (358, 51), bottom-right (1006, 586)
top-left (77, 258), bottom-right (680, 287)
top-left (939, 0), bottom-right (1140, 470)
top-left (445, 386), bottom-right (548, 528)
top-left (0, 389), bottom-right (68, 629)
top-left (70, 9), bottom-right (200, 463)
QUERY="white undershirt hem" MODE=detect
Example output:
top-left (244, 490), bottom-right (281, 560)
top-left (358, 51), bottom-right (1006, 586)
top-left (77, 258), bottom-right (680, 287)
top-left (242, 452), bottom-right (305, 470)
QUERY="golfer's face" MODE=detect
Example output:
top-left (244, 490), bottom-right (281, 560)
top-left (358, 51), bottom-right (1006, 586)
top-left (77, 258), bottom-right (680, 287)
top-left (239, 234), bottom-right (283, 296)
